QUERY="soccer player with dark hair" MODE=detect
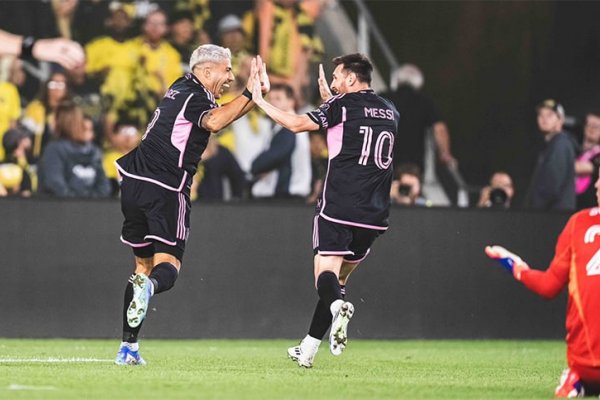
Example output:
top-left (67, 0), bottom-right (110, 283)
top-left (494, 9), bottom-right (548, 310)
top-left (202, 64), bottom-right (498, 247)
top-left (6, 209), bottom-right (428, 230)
top-left (114, 44), bottom-right (269, 365)
top-left (251, 53), bottom-right (399, 367)
top-left (486, 170), bottom-right (600, 397)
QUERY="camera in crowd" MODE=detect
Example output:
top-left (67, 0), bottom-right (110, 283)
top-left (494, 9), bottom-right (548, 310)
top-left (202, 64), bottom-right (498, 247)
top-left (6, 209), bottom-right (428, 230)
top-left (488, 187), bottom-right (509, 208)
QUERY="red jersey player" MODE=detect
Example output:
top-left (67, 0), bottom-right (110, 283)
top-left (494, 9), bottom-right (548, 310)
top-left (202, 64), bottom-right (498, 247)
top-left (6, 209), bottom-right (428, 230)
top-left (486, 172), bottom-right (600, 398)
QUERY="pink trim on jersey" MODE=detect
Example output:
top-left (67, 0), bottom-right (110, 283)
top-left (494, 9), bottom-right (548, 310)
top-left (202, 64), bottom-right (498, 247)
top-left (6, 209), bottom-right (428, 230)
top-left (312, 214), bottom-right (319, 248)
top-left (172, 94), bottom-right (194, 168)
top-left (327, 122), bottom-right (344, 160)
top-left (319, 212), bottom-right (389, 231)
top-left (343, 249), bottom-right (371, 264)
top-left (144, 235), bottom-right (177, 246)
top-left (319, 250), bottom-right (354, 256)
top-left (115, 162), bottom-right (188, 192)
top-left (120, 236), bottom-right (152, 248)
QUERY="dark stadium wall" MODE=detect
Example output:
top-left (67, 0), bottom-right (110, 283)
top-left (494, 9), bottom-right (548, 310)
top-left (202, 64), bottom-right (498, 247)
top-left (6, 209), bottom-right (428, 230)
top-left (0, 199), bottom-right (570, 340)
top-left (367, 1), bottom-right (600, 203)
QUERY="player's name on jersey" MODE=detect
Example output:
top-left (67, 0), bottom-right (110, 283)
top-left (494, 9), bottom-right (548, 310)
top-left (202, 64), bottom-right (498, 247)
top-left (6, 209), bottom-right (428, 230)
top-left (364, 107), bottom-right (395, 120)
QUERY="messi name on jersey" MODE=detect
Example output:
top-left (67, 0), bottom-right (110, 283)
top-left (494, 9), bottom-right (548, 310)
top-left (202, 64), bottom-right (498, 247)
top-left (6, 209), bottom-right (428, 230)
top-left (364, 107), bottom-right (395, 120)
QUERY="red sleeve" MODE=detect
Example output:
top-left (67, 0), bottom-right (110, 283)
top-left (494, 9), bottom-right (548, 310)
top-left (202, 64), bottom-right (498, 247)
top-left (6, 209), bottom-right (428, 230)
top-left (519, 215), bottom-right (574, 299)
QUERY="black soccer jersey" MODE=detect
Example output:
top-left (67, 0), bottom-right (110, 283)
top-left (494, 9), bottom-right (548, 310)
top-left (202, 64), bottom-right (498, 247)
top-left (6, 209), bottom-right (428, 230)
top-left (116, 73), bottom-right (218, 192)
top-left (307, 90), bottom-right (399, 229)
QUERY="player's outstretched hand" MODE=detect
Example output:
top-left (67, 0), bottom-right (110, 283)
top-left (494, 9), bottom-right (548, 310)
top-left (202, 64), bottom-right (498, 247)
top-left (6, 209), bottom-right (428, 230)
top-left (251, 61), bottom-right (264, 105)
top-left (318, 64), bottom-right (333, 101)
top-left (485, 245), bottom-right (530, 281)
top-left (32, 38), bottom-right (85, 70)
top-left (257, 55), bottom-right (270, 94)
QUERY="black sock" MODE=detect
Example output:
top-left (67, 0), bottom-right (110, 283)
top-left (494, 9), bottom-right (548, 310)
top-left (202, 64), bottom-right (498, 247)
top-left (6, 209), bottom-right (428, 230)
top-left (308, 299), bottom-right (332, 339)
top-left (307, 284), bottom-right (347, 340)
top-left (122, 276), bottom-right (142, 343)
top-left (149, 262), bottom-right (179, 295)
top-left (316, 271), bottom-right (343, 308)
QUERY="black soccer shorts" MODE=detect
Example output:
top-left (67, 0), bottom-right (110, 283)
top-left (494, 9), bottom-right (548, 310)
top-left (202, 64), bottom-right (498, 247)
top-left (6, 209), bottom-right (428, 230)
top-left (119, 176), bottom-right (190, 261)
top-left (312, 214), bottom-right (383, 263)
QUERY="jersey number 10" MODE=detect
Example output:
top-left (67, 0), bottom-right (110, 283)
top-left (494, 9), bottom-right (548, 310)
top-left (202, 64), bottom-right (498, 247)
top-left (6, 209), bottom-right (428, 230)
top-left (358, 126), bottom-right (394, 170)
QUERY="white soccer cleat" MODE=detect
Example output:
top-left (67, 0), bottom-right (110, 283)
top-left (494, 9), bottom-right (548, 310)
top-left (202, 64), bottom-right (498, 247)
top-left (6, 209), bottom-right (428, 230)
top-left (127, 273), bottom-right (152, 328)
top-left (329, 301), bottom-right (354, 356)
top-left (288, 338), bottom-right (319, 368)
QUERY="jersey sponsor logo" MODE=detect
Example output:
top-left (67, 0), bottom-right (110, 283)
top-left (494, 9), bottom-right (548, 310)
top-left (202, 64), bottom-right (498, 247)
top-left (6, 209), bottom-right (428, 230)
top-left (584, 225), bottom-right (600, 276)
top-left (363, 107), bottom-right (395, 120)
top-left (164, 89), bottom-right (180, 100)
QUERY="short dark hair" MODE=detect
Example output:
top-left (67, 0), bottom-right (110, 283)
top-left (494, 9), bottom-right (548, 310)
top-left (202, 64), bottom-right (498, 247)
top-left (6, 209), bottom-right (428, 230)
top-left (332, 53), bottom-right (373, 84)
top-left (270, 83), bottom-right (295, 100)
top-left (587, 109), bottom-right (600, 119)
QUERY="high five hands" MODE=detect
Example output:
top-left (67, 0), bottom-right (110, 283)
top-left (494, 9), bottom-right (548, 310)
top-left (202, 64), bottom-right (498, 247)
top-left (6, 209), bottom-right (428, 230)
top-left (247, 55), bottom-right (270, 102)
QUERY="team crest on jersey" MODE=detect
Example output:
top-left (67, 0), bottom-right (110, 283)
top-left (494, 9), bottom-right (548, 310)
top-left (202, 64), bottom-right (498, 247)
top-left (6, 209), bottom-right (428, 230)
top-left (585, 225), bottom-right (600, 276)
top-left (164, 89), bottom-right (180, 100)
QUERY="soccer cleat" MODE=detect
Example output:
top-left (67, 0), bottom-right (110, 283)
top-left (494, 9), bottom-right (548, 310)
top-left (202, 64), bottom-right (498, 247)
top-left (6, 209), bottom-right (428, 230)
top-left (554, 368), bottom-right (584, 398)
top-left (485, 245), bottom-right (530, 280)
top-left (329, 301), bottom-right (354, 356)
top-left (287, 339), bottom-right (319, 368)
top-left (127, 273), bottom-right (152, 328)
top-left (114, 344), bottom-right (146, 366)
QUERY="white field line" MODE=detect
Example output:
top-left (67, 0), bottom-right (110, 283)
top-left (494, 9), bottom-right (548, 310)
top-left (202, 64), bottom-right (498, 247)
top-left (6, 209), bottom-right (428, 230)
top-left (8, 384), bottom-right (57, 391)
top-left (0, 357), bottom-right (113, 363)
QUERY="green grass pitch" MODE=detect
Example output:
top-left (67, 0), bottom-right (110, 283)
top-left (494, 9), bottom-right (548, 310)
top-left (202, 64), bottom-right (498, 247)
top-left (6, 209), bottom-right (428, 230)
top-left (0, 339), bottom-right (565, 399)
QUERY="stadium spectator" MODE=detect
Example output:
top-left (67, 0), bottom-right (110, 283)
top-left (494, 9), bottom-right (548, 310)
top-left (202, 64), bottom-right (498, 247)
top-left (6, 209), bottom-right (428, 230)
top-left (22, 71), bottom-right (71, 162)
top-left (102, 120), bottom-right (141, 196)
top-left (0, 127), bottom-right (33, 197)
top-left (118, 9), bottom-right (183, 128)
top-left (250, 83), bottom-right (311, 198)
top-left (486, 170), bottom-right (600, 397)
top-left (244, 0), bottom-right (323, 103)
top-left (168, 11), bottom-right (196, 66)
top-left (381, 64), bottom-right (457, 171)
top-left (217, 15), bottom-right (250, 80)
top-left (0, 58), bottom-right (22, 161)
top-left (525, 99), bottom-right (576, 211)
top-left (575, 110), bottom-right (600, 209)
top-left (477, 171), bottom-right (514, 209)
top-left (0, 29), bottom-right (85, 72)
top-left (38, 102), bottom-right (110, 197)
top-left (52, 0), bottom-right (79, 40)
top-left (212, 15), bottom-right (253, 152)
top-left (390, 163), bottom-right (429, 206)
top-left (171, 0), bottom-right (211, 41)
top-left (226, 56), bottom-right (273, 172)
top-left (195, 135), bottom-right (246, 201)
top-left (251, 54), bottom-right (398, 368)
top-left (84, 3), bottom-right (133, 87)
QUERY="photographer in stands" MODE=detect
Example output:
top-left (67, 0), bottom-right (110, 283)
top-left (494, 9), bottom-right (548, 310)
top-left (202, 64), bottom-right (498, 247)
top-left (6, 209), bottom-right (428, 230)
top-left (390, 163), bottom-right (429, 206)
top-left (477, 171), bottom-right (514, 209)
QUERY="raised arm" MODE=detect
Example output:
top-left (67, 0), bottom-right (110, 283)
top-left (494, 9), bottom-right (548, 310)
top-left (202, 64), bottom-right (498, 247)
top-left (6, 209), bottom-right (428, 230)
top-left (251, 70), bottom-right (319, 133)
top-left (0, 29), bottom-right (85, 70)
top-left (202, 56), bottom-right (270, 132)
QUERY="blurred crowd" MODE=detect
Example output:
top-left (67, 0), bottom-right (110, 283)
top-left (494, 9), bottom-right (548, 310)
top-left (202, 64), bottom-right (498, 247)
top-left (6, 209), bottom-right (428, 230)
top-left (0, 0), bottom-right (597, 213)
